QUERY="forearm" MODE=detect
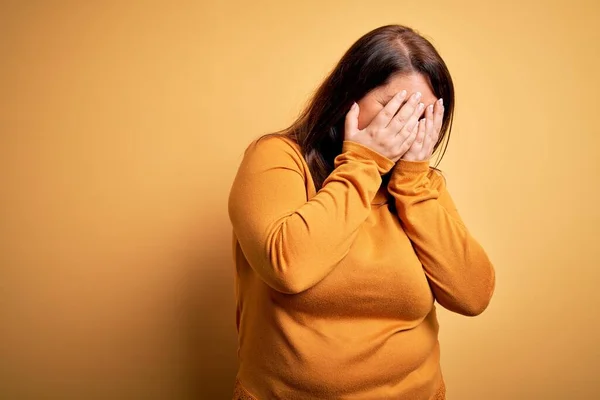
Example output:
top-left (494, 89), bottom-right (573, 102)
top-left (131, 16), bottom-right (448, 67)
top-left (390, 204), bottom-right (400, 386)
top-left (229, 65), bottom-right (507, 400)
top-left (388, 160), bottom-right (495, 315)
top-left (229, 138), bottom-right (394, 294)
top-left (261, 151), bottom-right (385, 293)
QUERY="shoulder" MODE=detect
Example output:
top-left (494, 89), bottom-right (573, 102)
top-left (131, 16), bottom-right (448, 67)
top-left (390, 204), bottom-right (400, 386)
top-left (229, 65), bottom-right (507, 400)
top-left (428, 167), bottom-right (448, 190)
top-left (250, 133), bottom-right (301, 153)
top-left (241, 133), bottom-right (306, 172)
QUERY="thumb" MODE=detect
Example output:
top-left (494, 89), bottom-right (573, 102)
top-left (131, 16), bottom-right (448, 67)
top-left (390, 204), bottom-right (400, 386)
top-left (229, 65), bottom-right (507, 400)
top-left (344, 102), bottom-right (359, 139)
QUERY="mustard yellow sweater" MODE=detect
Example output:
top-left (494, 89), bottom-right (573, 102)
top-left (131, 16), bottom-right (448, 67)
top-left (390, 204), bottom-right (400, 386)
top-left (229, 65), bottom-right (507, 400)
top-left (228, 135), bottom-right (495, 399)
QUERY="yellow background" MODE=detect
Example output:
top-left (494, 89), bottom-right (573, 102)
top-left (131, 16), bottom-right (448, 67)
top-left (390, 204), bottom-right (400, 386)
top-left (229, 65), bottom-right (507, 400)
top-left (1, 1), bottom-right (599, 399)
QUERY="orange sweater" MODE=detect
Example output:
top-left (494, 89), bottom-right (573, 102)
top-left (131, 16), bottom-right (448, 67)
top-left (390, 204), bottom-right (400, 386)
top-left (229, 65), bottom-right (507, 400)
top-left (228, 135), bottom-right (495, 399)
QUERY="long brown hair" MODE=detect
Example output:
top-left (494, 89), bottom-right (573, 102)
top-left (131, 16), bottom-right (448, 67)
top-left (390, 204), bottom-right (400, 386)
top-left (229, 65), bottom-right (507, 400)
top-left (273, 24), bottom-right (455, 190)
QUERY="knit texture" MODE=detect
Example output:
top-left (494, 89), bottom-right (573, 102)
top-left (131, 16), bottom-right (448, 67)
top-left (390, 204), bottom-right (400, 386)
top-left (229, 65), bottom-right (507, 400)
top-left (228, 135), bottom-right (495, 399)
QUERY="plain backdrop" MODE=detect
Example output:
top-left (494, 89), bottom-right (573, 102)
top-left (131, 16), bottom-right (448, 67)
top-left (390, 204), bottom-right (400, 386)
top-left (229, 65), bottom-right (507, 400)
top-left (1, 1), bottom-right (599, 399)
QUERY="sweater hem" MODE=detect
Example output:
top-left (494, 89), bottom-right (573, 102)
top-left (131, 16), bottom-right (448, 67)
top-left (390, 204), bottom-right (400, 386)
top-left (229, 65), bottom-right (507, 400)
top-left (232, 377), bottom-right (446, 400)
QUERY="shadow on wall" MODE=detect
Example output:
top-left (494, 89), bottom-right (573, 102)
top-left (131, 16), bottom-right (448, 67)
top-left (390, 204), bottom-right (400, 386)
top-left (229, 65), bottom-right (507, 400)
top-left (180, 226), bottom-right (238, 399)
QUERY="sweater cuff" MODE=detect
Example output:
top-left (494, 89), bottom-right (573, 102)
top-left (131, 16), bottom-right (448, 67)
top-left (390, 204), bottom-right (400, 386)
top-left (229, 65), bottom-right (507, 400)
top-left (396, 158), bottom-right (431, 173)
top-left (340, 141), bottom-right (395, 174)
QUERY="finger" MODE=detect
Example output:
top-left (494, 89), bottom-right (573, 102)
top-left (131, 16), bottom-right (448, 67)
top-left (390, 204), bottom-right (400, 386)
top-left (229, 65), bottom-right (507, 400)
top-left (370, 90), bottom-right (408, 129)
top-left (414, 118), bottom-right (427, 148)
top-left (396, 100), bottom-right (425, 138)
top-left (430, 101), bottom-right (442, 150)
top-left (422, 103), bottom-right (438, 154)
top-left (395, 122), bottom-right (420, 156)
top-left (432, 98), bottom-right (444, 134)
top-left (425, 104), bottom-right (434, 137)
top-left (387, 91), bottom-right (424, 132)
top-left (344, 102), bottom-right (360, 139)
top-left (422, 122), bottom-right (435, 157)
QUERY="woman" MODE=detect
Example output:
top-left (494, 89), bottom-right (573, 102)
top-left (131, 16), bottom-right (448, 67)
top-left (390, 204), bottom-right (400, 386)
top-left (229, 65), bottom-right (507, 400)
top-left (228, 24), bottom-right (495, 400)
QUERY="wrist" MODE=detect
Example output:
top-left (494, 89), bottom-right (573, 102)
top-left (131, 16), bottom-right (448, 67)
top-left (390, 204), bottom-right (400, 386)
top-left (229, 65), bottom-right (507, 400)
top-left (338, 140), bottom-right (395, 174)
top-left (396, 158), bottom-right (431, 173)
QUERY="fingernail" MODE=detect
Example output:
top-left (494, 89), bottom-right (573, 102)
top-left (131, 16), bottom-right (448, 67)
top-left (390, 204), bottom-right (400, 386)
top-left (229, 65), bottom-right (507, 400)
top-left (352, 102), bottom-right (358, 110)
top-left (415, 92), bottom-right (422, 100)
top-left (401, 90), bottom-right (407, 97)
top-left (428, 104), bottom-right (434, 112)
top-left (418, 102), bottom-right (424, 110)
top-left (438, 98), bottom-right (443, 106)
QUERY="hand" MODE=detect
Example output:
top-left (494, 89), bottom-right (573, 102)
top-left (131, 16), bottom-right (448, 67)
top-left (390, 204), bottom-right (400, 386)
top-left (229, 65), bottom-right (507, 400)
top-left (344, 91), bottom-right (425, 162)
top-left (401, 98), bottom-right (444, 162)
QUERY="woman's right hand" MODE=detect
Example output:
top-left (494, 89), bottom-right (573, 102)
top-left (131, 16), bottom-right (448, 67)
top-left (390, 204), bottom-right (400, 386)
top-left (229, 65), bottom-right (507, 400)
top-left (344, 91), bottom-right (425, 162)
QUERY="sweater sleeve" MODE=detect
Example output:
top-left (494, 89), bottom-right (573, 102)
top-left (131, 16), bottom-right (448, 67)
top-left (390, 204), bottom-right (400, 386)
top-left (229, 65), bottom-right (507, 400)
top-left (228, 137), bottom-right (395, 294)
top-left (387, 159), bottom-right (496, 316)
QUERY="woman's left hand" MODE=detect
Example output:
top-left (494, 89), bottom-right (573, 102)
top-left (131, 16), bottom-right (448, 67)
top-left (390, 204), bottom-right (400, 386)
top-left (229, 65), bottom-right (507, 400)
top-left (401, 98), bottom-right (444, 161)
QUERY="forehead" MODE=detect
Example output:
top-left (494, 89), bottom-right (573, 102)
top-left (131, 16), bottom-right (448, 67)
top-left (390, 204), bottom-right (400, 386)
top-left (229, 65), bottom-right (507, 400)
top-left (378, 73), bottom-right (437, 104)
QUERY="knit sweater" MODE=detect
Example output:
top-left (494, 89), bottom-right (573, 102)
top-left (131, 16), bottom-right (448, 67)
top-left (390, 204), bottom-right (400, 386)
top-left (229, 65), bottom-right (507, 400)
top-left (227, 134), bottom-right (495, 399)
